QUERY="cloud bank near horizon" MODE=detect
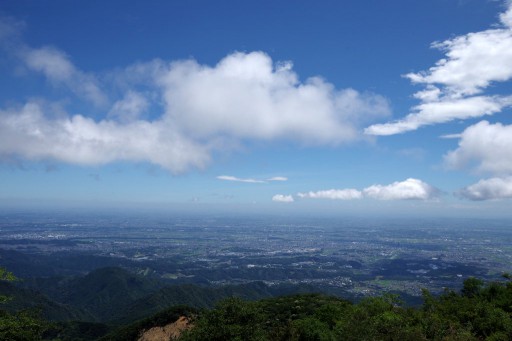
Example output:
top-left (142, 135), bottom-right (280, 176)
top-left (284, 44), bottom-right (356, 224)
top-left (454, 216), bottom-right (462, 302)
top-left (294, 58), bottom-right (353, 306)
top-left (457, 177), bottom-right (512, 201)
top-left (272, 194), bottom-right (294, 203)
top-left (276, 178), bottom-right (438, 203)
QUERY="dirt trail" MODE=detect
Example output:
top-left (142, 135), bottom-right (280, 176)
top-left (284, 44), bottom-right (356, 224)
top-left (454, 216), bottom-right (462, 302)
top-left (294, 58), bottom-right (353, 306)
top-left (137, 316), bottom-right (192, 341)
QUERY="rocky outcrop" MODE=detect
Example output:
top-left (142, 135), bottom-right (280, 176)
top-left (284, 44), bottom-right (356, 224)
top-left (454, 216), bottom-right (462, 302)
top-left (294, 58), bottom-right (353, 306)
top-left (137, 316), bottom-right (192, 341)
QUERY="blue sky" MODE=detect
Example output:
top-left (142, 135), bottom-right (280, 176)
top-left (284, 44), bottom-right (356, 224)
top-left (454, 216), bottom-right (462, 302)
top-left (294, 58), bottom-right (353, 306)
top-left (1, 0), bottom-right (512, 216)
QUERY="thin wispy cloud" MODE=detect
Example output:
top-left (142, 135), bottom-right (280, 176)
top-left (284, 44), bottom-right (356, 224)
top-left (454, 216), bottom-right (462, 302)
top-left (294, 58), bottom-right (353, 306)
top-left (217, 175), bottom-right (288, 183)
top-left (217, 175), bottom-right (266, 183)
top-left (22, 46), bottom-right (107, 107)
top-left (267, 176), bottom-right (288, 182)
top-left (297, 189), bottom-right (362, 200)
top-left (439, 134), bottom-right (462, 139)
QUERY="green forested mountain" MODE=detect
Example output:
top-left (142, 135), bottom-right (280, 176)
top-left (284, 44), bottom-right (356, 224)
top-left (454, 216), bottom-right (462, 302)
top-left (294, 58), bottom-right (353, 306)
top-left (57, 267), bottom-right (166, 322)
top-left (2, 266), bottom-right (512, 340)
top-left (10, 267), bottom-right (324, 324)
top-left (122, 281), bottom-right (324, 323)
top-left (0, 281), bottom-right (92, 322)
top-left (100, 275), bottom-right (512, 341)
top-left (179, 276), bottom-right (512, 341)
top-left (12, 267), bottom-right (166, 323)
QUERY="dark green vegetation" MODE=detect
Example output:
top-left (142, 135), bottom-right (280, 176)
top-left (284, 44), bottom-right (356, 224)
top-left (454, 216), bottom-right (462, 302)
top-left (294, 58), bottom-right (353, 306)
top-left (0, 266), bottom-right (324, 339)
top-left (2, 214), bottom-right (512, 339)
top-left (0, 268), bottom-right (49, 340)
top-left (11, 267), bottom-right (322, 324)
top-left (181, 276), bottom-right (512, 340)
top-left (1, 265), bottom-right (512, 340)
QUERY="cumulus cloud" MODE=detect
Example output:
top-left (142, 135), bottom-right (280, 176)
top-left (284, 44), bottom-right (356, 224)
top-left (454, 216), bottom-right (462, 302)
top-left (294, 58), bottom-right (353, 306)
top-left (297, 189), bottom-right (362, 200)
top-left (365, 3), bottom-right (512, 135)
top-left (363, 178), bottom-right (438, 200)
top-left (447, 120), bottom-right (512, 201)
top-left (0, 102), bottom-right (211, 173)
top-left (444, 121), bottom-right (512, 175)
top-left (0, 19), bottom-right (393, 173)
top-left (406, 30), bottom-right (512, 97)
top-left (458, 177), bottom-right (512, 201)
top-left (272, 194), bottom-right (294, 203)
top-left (294, 178), bottom-right (438, 201)
top-left (217, 175), bottom-right (266, 183)
top-left (501, 2), bottom-right (512, 27)
top-left (159, 52), bottom-right (390, 144)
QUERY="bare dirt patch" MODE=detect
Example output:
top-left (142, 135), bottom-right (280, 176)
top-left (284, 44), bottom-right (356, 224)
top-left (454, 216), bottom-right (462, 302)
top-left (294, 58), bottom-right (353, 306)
top-left (137, 316), bottom-right (192, 341)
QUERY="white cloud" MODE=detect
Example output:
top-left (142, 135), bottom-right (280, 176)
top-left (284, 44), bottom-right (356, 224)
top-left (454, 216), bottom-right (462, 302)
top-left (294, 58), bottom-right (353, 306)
top-left (458, 177), bottom-right (512, 201)
top-left (501, 2), bottom-right (512, 27)
top-left (365, 3), bottom-right (512, 135)
top-left (439, 133), bottom-right (462, 139)
top-left (0, 102), bottom-right (210, 173)
top-left (0, 18), bottom-right (106, 106)
top-left (272, 194), bottom-right (294, 203)
top-left (108, 91), bottom-right (149, 122)
top-left (0, 36), bottom-right (392, 172)
top-left (406, 29), bottom-right (512, 97)
top-left (216, 175), bottom-right (265, 183)
top-left (22, 46), bottom-right (107, 106)
top-left (267, 176), bottom-right (288, 181)
top-left (216, 175), bottom-right (288, 183)
top-left (365, 95), bottom-right (512, 136)
top-left (444, 120), bottom-right (512, 175)
top-left (23, 47), bottom-right (75, 81)
top-left (295, 178), bottom-right (437, 201)
top-left (297, 189), bottom-right (362, 200)
top-left (0, 18), bottom-right (392, 172)
top-left (363, 178), bottom-right (438, 200)
top-left (158, 51), bottom-right (390, 144)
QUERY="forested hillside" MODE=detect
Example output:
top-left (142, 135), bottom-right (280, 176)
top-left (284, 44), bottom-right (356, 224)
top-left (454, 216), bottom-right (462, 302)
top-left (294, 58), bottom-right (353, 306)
top-left (1, 267), bottom-right (512, 340)
top-left (176, 276), bottom-right (512, 340)
top-left (65, 275), bottom-right (512, 340)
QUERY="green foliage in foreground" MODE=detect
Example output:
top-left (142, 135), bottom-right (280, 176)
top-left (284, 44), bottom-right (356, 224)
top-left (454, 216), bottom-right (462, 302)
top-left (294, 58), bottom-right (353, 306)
top-left (0, 267), bottom-right (17, 304)
top-left (182, 276), bottom-right (512, 341)
top-left (0, 268), bottom-right (50, 341)
top-left (1, 270), bottom-right (512, 340)
top-left (0, 309), bottom-right (48, 341)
